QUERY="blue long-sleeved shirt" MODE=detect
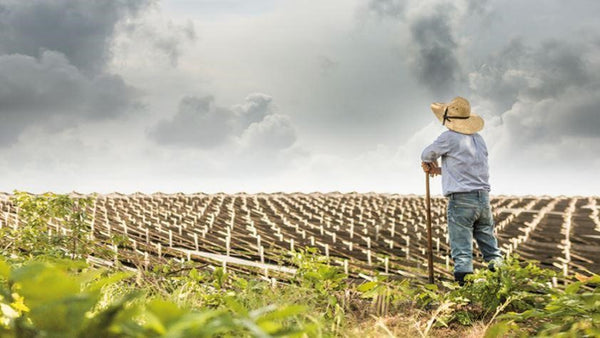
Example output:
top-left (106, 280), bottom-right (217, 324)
top-left (421, 130), bottom-right (491, 196)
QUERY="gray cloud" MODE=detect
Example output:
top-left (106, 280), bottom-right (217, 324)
top-left (466, 0), bottom-right (493, 15)
top-left (149, 96), bottom-right (236, 148)
top-left (0, 0), bottom-right (152, 146)
top-left (0, 51), bottom-right (140, 145)
top-left (118, 15), bottom-right (196, 67)
top-left (364, 0), bottom-right (464, 96)
top-left (367, 0), bottom-right (405, 19)
top-left (470, 38), bottom-right (594, 113)
top-left (408, 4), bottom-right (462, 96)
top-left (153, 24), bottom-right (195, 66)
top-left (500, 90), bottom-right (600, 146)
top-left (87, 74), bottom-right (141, 119)
top-left (149, 93), bottom-right (298, 151)
top-left (231, 93), bottom-right (273, 132)
top-left (470, 37), bottom-right (600, 168)
top-left (0, 0), bottom-right (149, 74)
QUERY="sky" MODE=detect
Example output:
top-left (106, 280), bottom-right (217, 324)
top-left (0, 0), bottom-right (599, 196)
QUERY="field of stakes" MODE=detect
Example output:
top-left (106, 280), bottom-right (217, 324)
top-left (1, 192), bottom-right (599, 283)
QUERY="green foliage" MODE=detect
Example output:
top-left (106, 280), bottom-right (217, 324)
top-left (0, 257), bottom-right (313, 337)
top-left (287, 246), bottom-right (348, 330)
top-left (410, 282), bottom-right (467, 329)
top-left (456, 254), bottom-right (556, 315)
top-left (356, 274), bottom-right (419, 322)
top-left (289, 247), bottom-right (347, 294)
top-left (493, 274), bottom-right (600, 337)
top-left (0, 257), bottom-right (133, 337)
top-left (483, 321), bottom-right (520, 338)
top-left (357, 274), bottom-right (414, 305)
top-left (3, 191), bottom-right (96, 259)
top-left (405, 254), bottom-right (558, 330)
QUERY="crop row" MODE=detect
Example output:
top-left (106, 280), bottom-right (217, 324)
top-left (0, 192), bottom-right (598, 281)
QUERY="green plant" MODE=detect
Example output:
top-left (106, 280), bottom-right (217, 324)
top-left (4, 191), bottom-right (96, 259)
top-left (492, 273), bottom-right (600, 337)
top-left (0, 257), bottom-right (135, 337)
top-left (0, 257), bottom-right (314, 337)
top-left (49, 193), bottom-right (95, 259)
top-left (289, 247), bottom-right (347, 294)
top-left (356, 274), bottom-right (415, 316)
top-left (456, 254), bottom-right (556, 316)
top-left (412, 282), bottom-right (469, 331)
top-left (406, 254), bottom-right (557, 331)
top-left (285, 247), bottom-right (354, 334)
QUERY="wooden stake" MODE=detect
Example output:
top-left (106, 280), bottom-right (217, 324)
top-left (260, 246), bottom-right (264, 264)
top-left (425, 172), bottom-right (435, 284)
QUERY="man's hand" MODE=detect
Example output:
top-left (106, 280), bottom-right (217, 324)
top-left (421, 161), bottom-right (441, 177)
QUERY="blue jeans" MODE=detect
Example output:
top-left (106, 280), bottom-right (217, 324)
top-left (447, 190), bottom-right (503, 274)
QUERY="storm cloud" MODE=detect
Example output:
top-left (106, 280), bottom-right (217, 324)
top-left (0, 0), bottom-right (148, 74)
top-left (470, 39), bottom-right (592, 114)
top-left (0, 51), bottom-right (140, 145)
top-left (0, 0), bottom-right (151, 145)
top-left (468, 37), bottom-right (600, 173)
top-left (408, 5), bottom-right (462, 96)
top-left (365, 0), bottom-right (464, 96)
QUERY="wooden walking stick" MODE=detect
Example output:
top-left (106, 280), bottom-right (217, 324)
top-left (425, 171), bottom-right (435, 284)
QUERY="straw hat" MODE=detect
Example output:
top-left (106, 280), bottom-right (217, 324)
top-left (430, 96), bottom-right (483, 134)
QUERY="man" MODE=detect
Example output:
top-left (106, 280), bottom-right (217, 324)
top-left (420, 96), bottom-right (503, 286)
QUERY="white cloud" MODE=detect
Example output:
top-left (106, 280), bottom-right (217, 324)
top-left (238, 114), bottom-right (296, 151)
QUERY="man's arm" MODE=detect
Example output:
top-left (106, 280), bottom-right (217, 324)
top-left (421, 132), bottom-right (450, 177)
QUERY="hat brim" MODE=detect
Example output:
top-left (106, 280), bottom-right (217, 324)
top-left (430, 103), bottom-right (484, 135)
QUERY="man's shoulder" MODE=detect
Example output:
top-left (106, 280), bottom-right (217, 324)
top-left (447, 130), bottom-right (485, 139)
top-left (438, 130), bottom-right (454, 138)
top-left (441, 129), bottom-right (463, 140)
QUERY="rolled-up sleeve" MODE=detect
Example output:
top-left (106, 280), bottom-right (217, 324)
top-left (421, 132), bottom-right (451, 162)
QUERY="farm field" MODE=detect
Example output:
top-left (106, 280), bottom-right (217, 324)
top-left (0, 191), bottom-right (599, 337)
top-left (1, 192), bottom-right (598, 281)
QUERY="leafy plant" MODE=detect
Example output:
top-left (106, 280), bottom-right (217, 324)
top-left (492, 273), bottom-right (600, 337)
top-left (3, 191), bottom-right (96, 259)
top-left (356, 274), bottom-right (414, 316)
top-left (289, 247), bottom-right (347, 294)
top-left (456, 254), bottom-right (556, 316)
top-left (405, 254), bottom-right (557, 331)
top-left (0, 257), bottom-right (134, 337)
top-left (0, 257), bottom-right (314, 337)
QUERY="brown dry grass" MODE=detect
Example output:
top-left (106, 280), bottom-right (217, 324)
top-left (342, 309), bottom-right (490, 338)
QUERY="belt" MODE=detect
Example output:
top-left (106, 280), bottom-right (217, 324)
top-left (447, 190), bottom-right (488, 199)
